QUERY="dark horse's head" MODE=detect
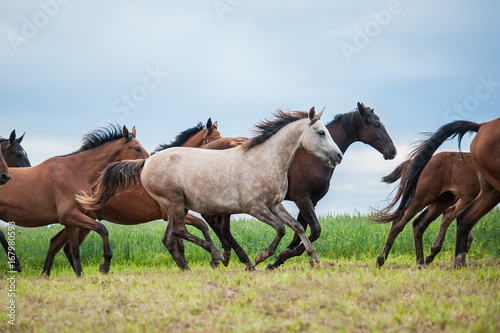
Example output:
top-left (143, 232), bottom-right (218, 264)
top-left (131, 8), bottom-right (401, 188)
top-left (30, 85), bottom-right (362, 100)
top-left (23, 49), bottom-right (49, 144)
top-left (353, 102), bottom-right (397, 160)
top-left (1, 130), bottom-right (31, 167)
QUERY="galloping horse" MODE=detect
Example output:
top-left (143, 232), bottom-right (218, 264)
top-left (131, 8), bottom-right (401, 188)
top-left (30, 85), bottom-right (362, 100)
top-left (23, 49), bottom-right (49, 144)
top-left (377, 152), bottom-right (479, 267)
top-left (1, 130), bottom-right (30, 167)
top-left (0, 130), bottom-right (31, 272)
top-left (42, 120), bottom-right (221, 275)
top-left (201, 103), bottom-right (396, 270)
top-left (0, 125), bottom-right (149, 276)
top-left (376, 117), bottom-right (500, 268)
top-left (78, 108), bottom-right (343, 269)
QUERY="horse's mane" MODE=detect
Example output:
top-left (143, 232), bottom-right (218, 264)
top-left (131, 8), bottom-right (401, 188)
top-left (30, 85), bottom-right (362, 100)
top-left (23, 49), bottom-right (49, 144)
top-left (62, 124), bottom-right (131, 156)
top-left (153, 122), bottom-right (205, 154)
top-left (0, 137), bottom-right (8, 144)
top-left (326, 107), bottom-right (371, 134)
top-left (243, 109), bottom-right (309, 151)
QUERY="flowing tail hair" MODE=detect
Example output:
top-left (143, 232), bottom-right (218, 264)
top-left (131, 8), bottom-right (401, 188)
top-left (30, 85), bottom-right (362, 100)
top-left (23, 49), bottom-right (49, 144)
top-left (381, 160), bottom-right (409, 184)
top-left (76, 159), bottom-right (146, 210)
top-left (373, 120), bottom-right (481, 223)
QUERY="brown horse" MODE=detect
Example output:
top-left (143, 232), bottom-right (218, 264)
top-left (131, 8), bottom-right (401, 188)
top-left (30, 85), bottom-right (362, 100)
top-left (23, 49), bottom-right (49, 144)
top-left (202, 103), bottom-right (396, 270)
top-left (1, 130), bottom-right (30, 167)
top-left (376, 117), bottom-right (500, 268)
top-left (377, 152), bottom-right (479, 267)
top-left (0, 142), bottom-right (10, 185)
top-left (0, 125), bottom-right (149, 276)
top-left (0, 130), bottom-right (31, 271)
top-left (42, 120), bottom-right (221, 275)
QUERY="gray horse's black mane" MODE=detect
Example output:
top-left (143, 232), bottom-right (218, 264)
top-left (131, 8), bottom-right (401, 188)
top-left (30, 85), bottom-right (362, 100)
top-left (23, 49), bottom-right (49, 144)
top-left (245, 110), bottom-right (309, 151)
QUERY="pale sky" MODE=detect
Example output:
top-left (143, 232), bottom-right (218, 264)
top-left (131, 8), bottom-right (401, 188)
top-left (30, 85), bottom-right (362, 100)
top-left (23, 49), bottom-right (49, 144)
top-left (1, 1), bottom-right (499, 215)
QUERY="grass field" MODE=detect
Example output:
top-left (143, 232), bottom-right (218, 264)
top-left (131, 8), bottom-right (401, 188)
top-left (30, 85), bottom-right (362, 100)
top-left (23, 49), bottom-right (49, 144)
top-left (0, 209), bottom-right (499, 332)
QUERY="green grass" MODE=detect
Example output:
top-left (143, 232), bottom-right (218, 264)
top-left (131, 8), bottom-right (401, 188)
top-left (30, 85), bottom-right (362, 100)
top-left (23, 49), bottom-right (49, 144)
top-left (0, 208), bottom-right (499, 275)
top-left (0, 209), bottom-right (499, 332)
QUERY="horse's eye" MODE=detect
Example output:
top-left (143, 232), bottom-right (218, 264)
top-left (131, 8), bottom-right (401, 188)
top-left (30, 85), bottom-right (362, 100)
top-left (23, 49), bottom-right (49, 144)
top-left (318, 130), bottom-right (325, 136)
top-left (135, 148), bottom-right (142, 152)
top-left (375, 123), bottom-right (381, 128)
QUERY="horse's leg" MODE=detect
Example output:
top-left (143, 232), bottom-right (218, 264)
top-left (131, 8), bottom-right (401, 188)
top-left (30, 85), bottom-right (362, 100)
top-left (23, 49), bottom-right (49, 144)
top-left (377, 205), bottom-right (421, 267)
top-left (164, 202), bottom-right (224, 267)
top-left (247, 205), bottom-right (286, 265)
top-left (411, 199), bottom-right (451, 267)
top-left (61, 211), bottom-right (113, 275)
top-left (63, 226), bottom-right (84, 277)
top-left (161, 221), bottom-right (189, 270)
top-left (202, 214), bottom-right (232, 266)
top-left (0, 230), bottom-right (21, 272)
top-left (454, 181), bottom-right (500, 268)
top-left (268, 198), bottom-right (318, 270)
top-left (185, 213), bottom-right (213, 243)
top-left (219, 214), bottom-right (255, 271)
top-left (425, 199), bottom-right (469, 265)
top-left (62, 228), bottom-right (92, 271)
top-left (42, 228), bottom-right (70, 276)
top-left (269, 204), bottom-right (320, 268)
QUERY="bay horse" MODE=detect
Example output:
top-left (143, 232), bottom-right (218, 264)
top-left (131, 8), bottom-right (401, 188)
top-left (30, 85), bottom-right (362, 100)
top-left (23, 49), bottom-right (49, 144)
top-left (1, 130), bottom-right (31, 167)
top-left (376, 117), bottom-right (500, 268)
top-left (0, 130), bottom-right (32, 272)
top-left (0, 125), bottom-right (149, 276)
top-left (78, 108), bottom-right (343, 269)
top-left (0, 143), bottom-right (10, 185)
top-left (377, 151), bottom-right (479, 267)
top-left (42, 120), bottom-right (221, 275)
top-left (201, 103), bottom-right (396, 270)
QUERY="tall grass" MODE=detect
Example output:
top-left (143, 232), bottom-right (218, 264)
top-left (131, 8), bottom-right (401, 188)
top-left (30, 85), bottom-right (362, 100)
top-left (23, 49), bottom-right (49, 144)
top-left (1, 208), bottom-right (499, 275)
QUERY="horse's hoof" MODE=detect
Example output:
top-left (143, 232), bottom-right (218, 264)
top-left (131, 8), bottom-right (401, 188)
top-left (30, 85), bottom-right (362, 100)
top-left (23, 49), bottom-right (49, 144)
top-left (255, 252), bottom-right (266, 265)
top-left (245, 263), bottom-right (256, 271)
top-left (376, 256), bottom-right (385, 268)
top-left (453, 254), bottom-right (467, 269)
top-left (417, 264), bottom-right (428, 270)
top-left (222, 252), bottom-right (231, 267)
top-left (210, 259), bottom-right (220, 269)
top-left (266, 264), bottom-right (276, 271)
top-left (12, 262), bottom-right (22, 273)
top-left (424, 256), bottom-right (434, 266)
top-left (99, 264), bottom-right (110, 274)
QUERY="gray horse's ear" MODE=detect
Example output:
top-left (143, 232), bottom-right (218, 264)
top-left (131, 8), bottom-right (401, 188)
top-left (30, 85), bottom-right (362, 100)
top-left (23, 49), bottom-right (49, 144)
top-left (17, 132), bottom-right (25, 143)
top-left (308, 107), bottom-right (316, 121)
top-left (9, 130), bottom-right (16, 143)
top-left (316, 107), bottom-right (325, 119)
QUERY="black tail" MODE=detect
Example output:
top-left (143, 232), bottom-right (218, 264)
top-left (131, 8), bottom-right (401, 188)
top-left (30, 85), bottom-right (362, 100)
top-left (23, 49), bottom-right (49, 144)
top-left (381, 161), bottom-right (410, 184)
top-left (76, 159), bottom-right (146, 210)
top-left (374, 120), bottom-right (480, 223)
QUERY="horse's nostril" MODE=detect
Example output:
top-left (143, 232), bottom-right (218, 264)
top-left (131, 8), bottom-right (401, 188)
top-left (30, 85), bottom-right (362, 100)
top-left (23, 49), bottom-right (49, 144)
top-left (337, 153), bottom-right (343, 162)
top-left (0, 173), bottom-right (11, 184)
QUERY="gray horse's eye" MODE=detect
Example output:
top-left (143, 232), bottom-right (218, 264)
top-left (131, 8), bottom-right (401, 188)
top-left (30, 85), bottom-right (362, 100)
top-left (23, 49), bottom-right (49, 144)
top-left (318, 130), bottom-right (325, 136)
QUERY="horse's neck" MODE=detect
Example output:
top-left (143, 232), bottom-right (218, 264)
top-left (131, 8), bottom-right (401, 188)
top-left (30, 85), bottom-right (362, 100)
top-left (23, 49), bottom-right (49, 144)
top-left (67, 141), bottom-right (123, 181)
top-left (248, 119), bottom-right (306, 174)
top-left (183, 133), bottom-right (203, 147)
top-left (327, 117), bottom-right (358, 154)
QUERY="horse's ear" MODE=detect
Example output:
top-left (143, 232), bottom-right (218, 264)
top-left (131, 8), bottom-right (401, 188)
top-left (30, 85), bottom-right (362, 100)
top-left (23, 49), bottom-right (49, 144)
top-left (316, 107), bottom-right (325, 119)
top-left (122, 125), bottom-right (130, 139)
top-left (213, 121), bottom-right (218, 129)
top-left (308, 107), bottom-right (316, 121)
top-left (206, 118), bottom-right (212, 129)
top-left (9, 130), bottom-right (16, 143)
top-left (17, 132), bottom-right (25, 143)
top-left (358, 102), bottom-right (367, 117)
top-left (131, 126), bottom-right (137, 136)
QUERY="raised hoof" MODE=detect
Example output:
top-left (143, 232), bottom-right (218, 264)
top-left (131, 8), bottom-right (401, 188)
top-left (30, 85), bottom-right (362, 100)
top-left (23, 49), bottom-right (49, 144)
top-left (376, 256), bottom-right (385, 268)
top-left (210, 259), bottom-right (220, 269)
top-left (222, 252), bottom-right (231, 267)
top-left (99, 264), bottom-right (110, 274)
top-left (255, 252), bottom-right (267, 265)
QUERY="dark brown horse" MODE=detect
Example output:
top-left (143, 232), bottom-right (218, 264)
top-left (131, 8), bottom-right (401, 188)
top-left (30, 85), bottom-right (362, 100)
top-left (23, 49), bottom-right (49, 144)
top-left (1, 130), bottom-right (30, 167)
top-left (378, 152), bottom-right (479, 267)
top-left (202, 103), bottom-right (396, 270)
top-left (0, 130), bottom-right (31, 271)
top-left (376, 117), bottom-right (500, 268)
top-left (0, 125), bottom-right (149, 276)
top-left (42, 120), bottom-right (221, 275)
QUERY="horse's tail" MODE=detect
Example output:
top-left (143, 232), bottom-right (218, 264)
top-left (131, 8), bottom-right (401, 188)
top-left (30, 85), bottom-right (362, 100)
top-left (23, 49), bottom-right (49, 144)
top-left (381, 161), bottom-right (409, 184)
top-left (373, 120), bottom-right (481, 223)
top-left (76, 159), bottom-right (146, 210)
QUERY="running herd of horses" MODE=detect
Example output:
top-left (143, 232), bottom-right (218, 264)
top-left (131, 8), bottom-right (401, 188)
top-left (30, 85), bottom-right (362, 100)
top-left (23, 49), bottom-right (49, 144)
top-left (0, 103), bottom-right (498, 276)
